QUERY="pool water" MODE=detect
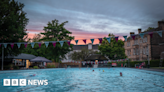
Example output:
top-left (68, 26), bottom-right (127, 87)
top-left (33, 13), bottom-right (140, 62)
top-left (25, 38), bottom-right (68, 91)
top-left (0, 68), bottom-right (164, 92)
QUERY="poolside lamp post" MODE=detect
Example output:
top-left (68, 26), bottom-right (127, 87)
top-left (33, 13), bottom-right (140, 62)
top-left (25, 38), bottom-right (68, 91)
top-left (127, 58), bottom-right (129, 67)
top-left (147, 44), bottom-right (150, 68)
top-left (1, 44), bottom-right (4, 70)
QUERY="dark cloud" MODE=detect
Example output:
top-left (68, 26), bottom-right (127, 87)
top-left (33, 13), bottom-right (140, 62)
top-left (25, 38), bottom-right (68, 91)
top-left (16, 0), bottom-right (164, 37)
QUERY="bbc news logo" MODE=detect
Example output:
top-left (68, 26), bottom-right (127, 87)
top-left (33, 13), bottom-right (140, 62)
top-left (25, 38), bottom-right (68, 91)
top-left (3, 79), bottom-right (48, 86)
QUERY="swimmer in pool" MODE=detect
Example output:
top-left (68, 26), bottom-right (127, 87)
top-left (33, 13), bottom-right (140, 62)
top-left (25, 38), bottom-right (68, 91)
top-left (93, 70), bottom-right (94, 72)
top-left (28, 74), bottom-right (36, 77)
top-left (103, 70), bottom-right (104, 72)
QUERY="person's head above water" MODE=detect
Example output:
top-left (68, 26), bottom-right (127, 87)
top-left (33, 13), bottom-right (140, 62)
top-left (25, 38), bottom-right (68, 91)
top-left (93, 70), bottom-right (94, 72)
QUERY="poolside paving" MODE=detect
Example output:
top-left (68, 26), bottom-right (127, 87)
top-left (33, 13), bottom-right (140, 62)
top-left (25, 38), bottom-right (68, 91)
top-left (132, 67), bottom-right (164, 72)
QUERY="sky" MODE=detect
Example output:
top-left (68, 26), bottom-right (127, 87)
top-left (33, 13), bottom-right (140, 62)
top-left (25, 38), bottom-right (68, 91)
top-left (16, 0), bottom-right (164, 45)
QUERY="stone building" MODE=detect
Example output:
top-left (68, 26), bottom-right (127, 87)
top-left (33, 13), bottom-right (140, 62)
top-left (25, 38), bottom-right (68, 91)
top-left (124, 21), bottom-right (164, 61)
top-left (62, 43), bottom-right (100, 62)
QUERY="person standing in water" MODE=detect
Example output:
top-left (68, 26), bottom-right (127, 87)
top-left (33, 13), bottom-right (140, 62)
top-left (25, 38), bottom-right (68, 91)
top-left (120, 72), bottom-right (122, 76)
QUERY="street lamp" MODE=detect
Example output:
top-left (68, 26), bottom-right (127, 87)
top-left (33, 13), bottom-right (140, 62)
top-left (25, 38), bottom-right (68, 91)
top-left (147, 44), bottom-right (150, 68)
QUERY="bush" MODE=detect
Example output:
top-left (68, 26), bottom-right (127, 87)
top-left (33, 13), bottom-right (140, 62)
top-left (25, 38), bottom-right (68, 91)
top-left (46, 65), bottom-right (55, 68)
top-left (33, 66), bottom-right (38, 69)
top-left (13, 66), bottom-right (19, 69)
top-left (3, 65), bottom-right (10, 70)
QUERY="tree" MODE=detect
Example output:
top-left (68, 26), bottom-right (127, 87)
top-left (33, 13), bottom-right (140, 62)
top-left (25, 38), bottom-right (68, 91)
top-left (69, 48), bottom-right (98, 61)
top-left (0, 0), bottom-right (29, 57)
top-left (143, 27), bottom-right (155, 32)
top-left (98, 33), bottom-right (127, 60)
top-left (22, 19), bottom-right (74, 62)
top-left (32, 34), bottom-right (42, 42)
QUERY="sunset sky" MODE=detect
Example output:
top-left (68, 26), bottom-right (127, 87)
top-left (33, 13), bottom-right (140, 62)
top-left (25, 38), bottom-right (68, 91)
top-left (16, 0), bottom-right (164, 45)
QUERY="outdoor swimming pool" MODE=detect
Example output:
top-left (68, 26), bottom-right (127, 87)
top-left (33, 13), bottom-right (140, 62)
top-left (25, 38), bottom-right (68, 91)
top-left (0, 68), bottom-right (164, 92)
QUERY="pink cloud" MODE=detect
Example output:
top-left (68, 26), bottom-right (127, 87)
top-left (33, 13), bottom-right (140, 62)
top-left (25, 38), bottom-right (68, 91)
top-left (27, 28), bottom-right (125, 45)
top-left (27, 33), bottom-right (36, 39)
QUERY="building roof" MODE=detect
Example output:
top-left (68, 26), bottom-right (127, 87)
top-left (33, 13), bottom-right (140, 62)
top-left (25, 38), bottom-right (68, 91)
top-left (127, 27), bottom-right (161, 41)
top-left (30, 56), bottom-right (52, 62)
top-left (73, 44), bottom-right (99, 50)
top-left (0, 53), bottom-right (36, 60)
top-left (73, 45), bottom-right (88, 50)
top-left (84, 54), bottom-right (108, 61)
top-left (92, 45), bottom-right (99, 49)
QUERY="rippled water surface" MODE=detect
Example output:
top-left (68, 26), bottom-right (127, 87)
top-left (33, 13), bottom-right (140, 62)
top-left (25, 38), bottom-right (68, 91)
top-left (0, 68), bottom-right (164, 92)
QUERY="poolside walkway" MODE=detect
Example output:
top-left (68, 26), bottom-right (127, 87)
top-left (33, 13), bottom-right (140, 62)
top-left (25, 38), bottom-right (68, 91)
top-left (132, 67), bottom-right (164, 72)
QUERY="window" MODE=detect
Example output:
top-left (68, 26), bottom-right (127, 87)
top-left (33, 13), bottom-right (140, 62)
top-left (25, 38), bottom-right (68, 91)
top-left (134, 39), bottom-right (138, 45)
top-left (146, 46), bottom-right (148, 55)
top-left (143, 38), bottom-right (145, 43)
top-left (140, 48), bottom-right (142, 53)
top-left (145, 37), bottom-right (147, 42)
top-left (136, 39), bottom-right (138, 44)
top-left (129, 42), bottom-right (131, 46)
top-left (140, 39), bottom-right (142, 43)
top-left (136, 48), bottom-right (139, 55)
top-left (127, 50), bottom-right (129, 56)
top-left (127, 42), bottom-right (131, 47)
top-left (127, 50), bottom-right (131, 56)
top-left (143, 47), bottom-right (145, 54)
top-left (143, 37), bottom-right (147, 43)
top-left (138, 49), bottom-right (140, 55)
top-left (133, 49), bottom-right (135, 55)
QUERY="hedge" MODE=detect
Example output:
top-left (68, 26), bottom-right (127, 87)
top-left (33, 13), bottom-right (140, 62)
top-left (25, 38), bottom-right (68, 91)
top-left (33, 66), bottom-right (39, 69)
top-left (108, 59), bottom-right (164, 67)
top-left (46, 65), bottom-right (55, 68)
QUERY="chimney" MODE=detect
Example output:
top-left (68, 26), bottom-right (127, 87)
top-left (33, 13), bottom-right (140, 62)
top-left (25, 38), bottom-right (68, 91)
top-left (138, 29), bottom-right (141, 34)
top-left (158, 21), bottom-right (164, 30)
top-left (88, 43), bottom-right (92, 50)
top-left (130, 32), bottom-right (135, 36)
